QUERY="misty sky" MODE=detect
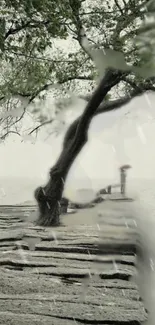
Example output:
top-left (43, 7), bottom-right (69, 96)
top-left (1, 91), bottom-right (155, 195)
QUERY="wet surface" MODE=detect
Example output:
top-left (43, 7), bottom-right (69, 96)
top-left (0, 204), bottom-right (146, 324)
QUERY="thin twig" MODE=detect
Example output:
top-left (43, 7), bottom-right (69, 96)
top-left (28, 119), bottom-right (54, 135)
top-left (0, 130), bottom-right (21, 140)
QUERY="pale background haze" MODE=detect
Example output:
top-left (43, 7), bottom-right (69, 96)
top-left (1, 91), bottom-right (155, 204)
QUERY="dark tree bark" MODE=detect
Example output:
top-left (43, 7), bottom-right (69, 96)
top-left (35, 72), bottom-right (153, 226)
top-left (63, 83), bottom-right (151, 148)
top-left (34, 69), bottom-right (123, 226)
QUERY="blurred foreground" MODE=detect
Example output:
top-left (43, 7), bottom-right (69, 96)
top-left (0, 201), bottom-right (147, 325)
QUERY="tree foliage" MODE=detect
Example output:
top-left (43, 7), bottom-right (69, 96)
top-left (0, 0), bottom-right (154, 141)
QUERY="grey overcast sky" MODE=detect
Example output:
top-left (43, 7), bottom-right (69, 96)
top-left (1, 91), bottom-right (155, 197)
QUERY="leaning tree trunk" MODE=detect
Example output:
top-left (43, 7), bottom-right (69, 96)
top-left (35, 69), bottom-right (122, 226)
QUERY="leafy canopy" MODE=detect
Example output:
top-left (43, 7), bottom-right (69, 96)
top-left (0, 0), bottom-right (154, 140)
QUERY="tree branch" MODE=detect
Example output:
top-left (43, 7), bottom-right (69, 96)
top-left (17, 75), bottom-right (94, 99)
top-left (75, 70), bottom-right (122, 139)
top-left (4, 20), bottom-right (50, 40)
top-left (68, 0), bottom-right (96, 59)
top-left (63, 81), bottom-right (155, 147)
top-left (114, 0), bottom-right (124, 15)
top-left (28, 119), bottom-right (54, 135)
top-left (4, 108), bottom-right (27, 130)
top-left (95, 86), bottom-right (153, 116)
top-left (121, 76), bottom-right (155, 91)
top-left (122, 0), bottom-right (128, 9)
top-left (51, 69), bottom-right (122, 176)
top-left (11, 77), bottom-right (155, 140)
top-left (0, 130), bottom-right (21, 140)
top-left (0, 73), bottom-right (94, 138)
top-left (112, 0), bottom-right (148, 46)
top-left (6, 50), bottom-right (78, 63)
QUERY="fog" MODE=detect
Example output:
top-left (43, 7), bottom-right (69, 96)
top-left (1, 91), bottom-right (155, 204)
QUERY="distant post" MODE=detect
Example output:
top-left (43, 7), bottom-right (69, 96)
top-left (107, 185), bottom-right (111, 194)
top-left (60, 197), bottom-right (68, 214)
top-left (119, 164), bottom-right (131, 196)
